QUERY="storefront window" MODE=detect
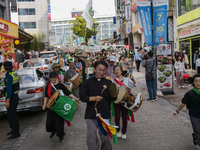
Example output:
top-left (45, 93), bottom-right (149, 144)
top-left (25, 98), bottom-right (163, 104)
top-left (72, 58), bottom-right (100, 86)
top-left (178, 0), bottom-right (200, 16)
top-left (0, 7), bottom-right (4, 19)
top-left (180, 40), bottom-right (190, 55)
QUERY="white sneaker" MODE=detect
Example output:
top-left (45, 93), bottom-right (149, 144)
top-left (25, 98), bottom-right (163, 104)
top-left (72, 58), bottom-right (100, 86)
top-left (178, 86), bottom-right (181, 88)
top-left (174, 78), bottom-right (176, 81)
top-left (182, 86), bottom-right (185, 88)
top-left (122, 134), bottom-right (126, 139)
top-left (117, 131), bottom-right (121, 138)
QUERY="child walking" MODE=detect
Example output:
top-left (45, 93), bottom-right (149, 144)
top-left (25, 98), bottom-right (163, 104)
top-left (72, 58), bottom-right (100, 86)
top-left (175, 55), bottom-right (185, 88)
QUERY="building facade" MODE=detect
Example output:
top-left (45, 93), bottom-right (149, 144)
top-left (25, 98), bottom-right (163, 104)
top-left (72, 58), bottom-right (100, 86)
top-left (17, 0), bottom-right (49, 43)
top-left (0, 0), bottom-right (10, 21)
top-left (175, 0), bottom-right (200, 69)
top-left (50, 14), bottom-right (117, 46)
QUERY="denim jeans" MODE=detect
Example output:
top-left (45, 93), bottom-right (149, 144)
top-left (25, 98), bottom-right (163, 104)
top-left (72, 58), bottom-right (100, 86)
top-left (146, 78), bottom-right (156, 99)
top-left (128, 68), bottom-right (133, 76)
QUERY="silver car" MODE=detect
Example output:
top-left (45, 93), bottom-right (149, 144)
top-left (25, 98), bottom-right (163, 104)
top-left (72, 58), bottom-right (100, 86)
top-left (0, 68), bottom-right (46, 115)
top-left (39, 51), bottom-right (58, 63)
top-left (21, 59), bottom-right (51, 77)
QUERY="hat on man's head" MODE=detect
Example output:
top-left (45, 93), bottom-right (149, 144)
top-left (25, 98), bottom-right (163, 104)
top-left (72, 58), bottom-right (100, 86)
top-left (49, 72), bottom-right (57, 78)
top-left (52, 63), bottom-right (61, 69)
top-left (4, 61), bottom-right (13, 70)
top-left (110, 56), bottom-right (116, 62)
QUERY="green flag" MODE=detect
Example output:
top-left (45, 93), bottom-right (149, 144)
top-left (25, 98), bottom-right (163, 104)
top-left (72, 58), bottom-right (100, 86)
top-left (53, 95), bottom-right (76, 122)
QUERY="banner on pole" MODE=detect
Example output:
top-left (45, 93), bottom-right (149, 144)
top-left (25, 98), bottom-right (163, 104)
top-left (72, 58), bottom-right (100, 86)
top-left (83, 0), bottom-right (93, 30)
top-left (153, 1), bottom-right (167, 46)
top-left (136, 2), bottom-right (152, 46)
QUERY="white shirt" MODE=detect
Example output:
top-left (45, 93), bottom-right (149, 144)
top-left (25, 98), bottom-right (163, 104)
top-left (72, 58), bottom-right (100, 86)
top-left (0, 55), bottom-right (4, 63)
top-left (174, 61), bottom-right (185, 72)
top-left (112, 77), bottom-right (137, 88)
top-left (196, 59), bottom-right (200, 69)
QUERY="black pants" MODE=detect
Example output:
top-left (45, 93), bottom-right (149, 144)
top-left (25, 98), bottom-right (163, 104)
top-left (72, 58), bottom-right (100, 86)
top-left (197, 67), bottom-right (200, 74)
top-left (0, 63), bottom-right (3, 68)
top-left (7, 95), bottom-right (20, 136)
top-left (46, 109), bottom-right (64, 138)
top-left (136, 61), bottom-right (141, 71)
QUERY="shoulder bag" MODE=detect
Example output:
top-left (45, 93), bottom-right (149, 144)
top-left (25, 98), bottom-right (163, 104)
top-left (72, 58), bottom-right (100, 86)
top-left (146, 60), bottom-right (155, 81)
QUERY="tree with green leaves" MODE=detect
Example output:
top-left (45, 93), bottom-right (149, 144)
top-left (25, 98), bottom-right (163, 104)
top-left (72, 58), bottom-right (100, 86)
top-left (25, 32), bottom-right (45, 51)
top-left (69, 16), bottom-right (99, 44)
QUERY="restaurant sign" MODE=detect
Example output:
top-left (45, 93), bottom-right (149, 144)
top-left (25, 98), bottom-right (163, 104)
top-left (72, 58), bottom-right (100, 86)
top-left (0, 22), bottom-right (9, 33)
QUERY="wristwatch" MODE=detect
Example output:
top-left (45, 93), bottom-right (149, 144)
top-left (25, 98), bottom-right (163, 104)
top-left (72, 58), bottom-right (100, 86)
top-left (176, 109), bottom-right (180, 113)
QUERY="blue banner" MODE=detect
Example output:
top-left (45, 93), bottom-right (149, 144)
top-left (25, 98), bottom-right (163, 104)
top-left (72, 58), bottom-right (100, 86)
top-left (153, 1), bottom-right (167, 46)
top-left (136, 2), bottom-right (152, 46)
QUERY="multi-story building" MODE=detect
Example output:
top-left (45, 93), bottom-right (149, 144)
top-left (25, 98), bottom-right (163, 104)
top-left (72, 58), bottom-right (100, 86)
top-left (175, 0), bottom-right (200, 69)
top-left (50, 14), bottom-right (117, 46)
top-left (17, 0), bottom-right (49, 43)
top-left (0, 1), bottom-right (10, 21)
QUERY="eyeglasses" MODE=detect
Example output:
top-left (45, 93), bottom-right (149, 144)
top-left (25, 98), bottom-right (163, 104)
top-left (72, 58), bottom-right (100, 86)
top-left (97, 69), bottom-right (106, 73)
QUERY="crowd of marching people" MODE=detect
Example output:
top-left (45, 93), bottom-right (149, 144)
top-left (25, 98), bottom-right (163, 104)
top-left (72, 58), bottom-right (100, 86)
top-left (2, 44), bottom-right (200, 149)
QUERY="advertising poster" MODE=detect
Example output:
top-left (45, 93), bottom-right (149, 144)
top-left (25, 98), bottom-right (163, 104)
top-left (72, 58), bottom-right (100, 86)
top-left (136, 2), bottom-right (152, 46)
top-left (157, 44), bottom-right (173, 90)
top-left (153, 1), bottom-right (167, 46)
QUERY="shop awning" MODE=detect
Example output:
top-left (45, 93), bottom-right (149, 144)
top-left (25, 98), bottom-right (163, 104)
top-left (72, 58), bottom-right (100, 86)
top-left (14, 27), bottom-right (33, 50)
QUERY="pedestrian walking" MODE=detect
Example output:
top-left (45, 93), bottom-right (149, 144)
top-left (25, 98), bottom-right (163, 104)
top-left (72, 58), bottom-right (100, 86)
top-left (185, 64), bottom-right (196, 86)
top-left (106, 55), bottom-right (116, 79)
top-left (6, 55), bottom-right (14, 64)
top-left (112, 65), bottom-right (136, 139)
top-left (79, 61), bottom-right (116, 150)
top-left (88, 61), bottom-right (95, 79)
top-left (65, 62), bottom-right (82, 98)
top-left (143, 51), bottom-right (157, 101)
top-left (196, 55), bottom-right (200, 74)
top-left (178, 48), bottom-right (185, 62)
top-left (3, 61), bottom-right (20, 140)
top-left (0, 52), bottom-right (4, 68)
top-left (126, 53), bottom-right (134, 76)
top-left (173, 74), bottom-right (200, 147)
top-left (129, 48), bottom-right (135, 59)
top-left (52, 63), bottom-right (66, 83)
top-left (173, 51), bottom-right (179, 80)
top-left (42, 72), bottom-right (80, 143)
top-left (120, 55), bottom-right (128, 77)
top-left (175, 55), bottom-right (185, 88)
top-left (134, 50), bottom-right (142, 72)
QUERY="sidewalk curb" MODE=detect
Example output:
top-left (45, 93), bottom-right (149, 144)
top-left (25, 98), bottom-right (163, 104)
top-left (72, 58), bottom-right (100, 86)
top-left (157, 98), bottom-right (191, 126)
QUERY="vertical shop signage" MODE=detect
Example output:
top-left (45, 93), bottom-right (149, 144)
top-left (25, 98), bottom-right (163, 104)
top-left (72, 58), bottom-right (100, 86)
top-left (136, 1), bottom-right (152, 46)
top-left (156, 44), bottom-right (173, 92)
top-left (153, 1), bottom-right (167, 46)
top-left (47, 0), bottom-right (51, 21)
top-left (186, 0), bottom-right (193, 11)
top-left (10, 0), bottom-right (17, 12)
top-left (117, 0), bottom-right (120, 10)
top-left (125, 6), bottom-right (131, 20)
top-left (126, 21), bottom-right (131, 34)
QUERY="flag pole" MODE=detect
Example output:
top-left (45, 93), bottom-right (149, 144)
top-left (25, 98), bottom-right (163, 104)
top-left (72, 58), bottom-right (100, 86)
top-left (85, 27), bottom-right (87, 45)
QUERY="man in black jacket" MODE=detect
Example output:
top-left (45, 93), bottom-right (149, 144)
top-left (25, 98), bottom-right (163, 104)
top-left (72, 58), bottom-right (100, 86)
top-left (80, 61), bottom-right (116, 150)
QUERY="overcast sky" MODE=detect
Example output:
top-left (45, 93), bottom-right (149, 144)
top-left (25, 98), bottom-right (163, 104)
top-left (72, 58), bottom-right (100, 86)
top-left (51, 0), bottom-right (116, 20)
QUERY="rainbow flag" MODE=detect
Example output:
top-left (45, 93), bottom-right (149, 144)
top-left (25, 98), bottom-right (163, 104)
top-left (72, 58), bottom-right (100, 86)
top-left (96, 114), bottom-right (118, 144)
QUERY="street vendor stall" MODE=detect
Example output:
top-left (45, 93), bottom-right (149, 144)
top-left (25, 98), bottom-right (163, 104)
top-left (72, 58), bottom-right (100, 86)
top-left (0, 18), bottom-right (18, 62)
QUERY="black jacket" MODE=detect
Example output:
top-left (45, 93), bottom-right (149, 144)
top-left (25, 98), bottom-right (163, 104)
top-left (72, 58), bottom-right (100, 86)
top-left (80, 77), bottom-right (116, 119)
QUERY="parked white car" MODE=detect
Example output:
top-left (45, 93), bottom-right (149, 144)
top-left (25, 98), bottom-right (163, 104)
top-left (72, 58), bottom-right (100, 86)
top-left (39, 51), bottom-right (58, 63)
top-left (20, 59), bottom-right (51, 77)
top-left (0, 68), bottom-right (46, 115)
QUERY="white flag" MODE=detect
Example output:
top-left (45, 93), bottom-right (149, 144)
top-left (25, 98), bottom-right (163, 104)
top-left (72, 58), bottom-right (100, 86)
top-left (83, 0), bottom-right (93, 30)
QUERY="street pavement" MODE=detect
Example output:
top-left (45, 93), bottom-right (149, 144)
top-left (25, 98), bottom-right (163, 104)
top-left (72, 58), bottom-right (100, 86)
top-left (0, 67), bottom-right (199, 150)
